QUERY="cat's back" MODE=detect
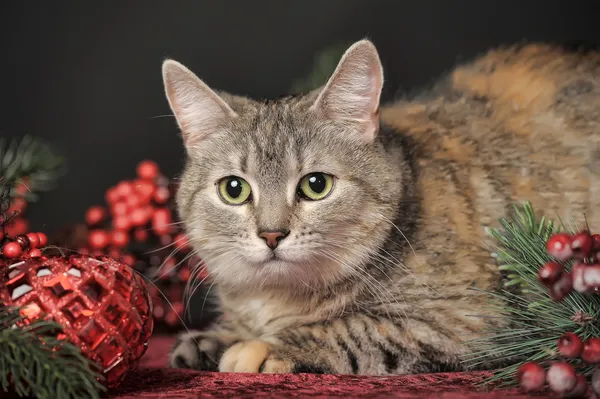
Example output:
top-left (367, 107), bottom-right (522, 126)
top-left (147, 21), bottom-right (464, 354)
top-left (382, 43), bottom-right (600, 230)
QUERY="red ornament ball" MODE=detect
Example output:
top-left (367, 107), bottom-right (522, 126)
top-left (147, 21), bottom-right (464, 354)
top-left (546, 233), bottom-right (573, 262)
top-left (0, 255), bottom-right (153, 388)
top-left (538, 262), bottom-right (563, 286)
top-left (557, 332), bottom-right (583, 358)
top-left (564, 374), bottom-right (588, 398)
top-left (26, 232), bottom-right (40, 249)
top-left (550, 272), bottom-right (573, 301)
top-left (137, 160), bottom-right (159, 181)
top-left (86, 206), bottom-right (107, 226)
top-left (546, 362), bottom-right (577, 394)
top-left (2, 241), bottom-right (22, 258)
top-left (517, 361), bottom-right (546, 392)
top-left (582, 338), bottom-right (600, 364)
top-left (37, 232), bottom-right (48, 247)
top-left (571, 231), bottom-right (593, 259)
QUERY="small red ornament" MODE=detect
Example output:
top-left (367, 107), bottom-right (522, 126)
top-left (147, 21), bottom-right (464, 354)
top-left (558, 332), bottom-right (583, 358)
top-left (137, 160), bottom-right (159, 181)
top-left (572, 263), bottom-right (591, 294)
top-left (582, 338), bottom-right (600, 364)
top-left (89, 230), bottom-right (110, 250)
top-left (86, 206), bottom-right (107, 226)
top-left (37, 232), bottom-right (48, 247)
top-left (547, 233), bottom-right (573, 262)
top-left (583, 264), bottom-right (600, 288)
top-left (517, 361), bottom-right (546, 392)
top-left (538, 262), bottom-right (563, 286)
top-left (29, 248), bottom-right (42, 258)
top-left (113, 216), bottom-right (132, 232)
top-left (111, 230), bottom-right (130, 248)
top-left (563, 374), bottom-right (588, 398)
top-left (570, 231), bottom-right (593, 259)
top-left (26, 232), bottom-right (40, 248)
top-left (546, 362), bottom-right (577, 394)
top-left (550, 272), bottom-right (573, 301)
top-left (3, 241), bottom-right (22, 258)
top-left (0, 255), bottom-right (153, 388)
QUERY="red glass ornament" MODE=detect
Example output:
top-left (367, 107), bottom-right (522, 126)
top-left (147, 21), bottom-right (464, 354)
top-left (538, 262), bottom-right (562, 286)
top-left (86, 206), bottom-right (107, 226)
top-left (137, 160), bottom-right (159, 181)
top-left (37, 232), bottom-right (48, 247)
top-left (517, 361), bottom-right (546, 392)
top-left (546, 362), bottom-right (576, 394)
top-left (557, 332), bottom-right (583, 358)
top-left (582, 338), bottom-right (600, 363)
top-left (546, 233), bottom-right (573, 262)
top-left (571, 231), bottom-right (593, 259)
top-left (0, 255), bottom-right (154, 388)
top-left (2, 241), bottom-right (22, 258)
top-left (26, 232), bottom-right (40, 249)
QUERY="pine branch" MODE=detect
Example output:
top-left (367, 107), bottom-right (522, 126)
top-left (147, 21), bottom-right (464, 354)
top-left (463, 202), bottom-right (600, 386)
top-left (0, 135), bottom-right (66, 203)
top-left (0, 305), bottom-right (105, 399)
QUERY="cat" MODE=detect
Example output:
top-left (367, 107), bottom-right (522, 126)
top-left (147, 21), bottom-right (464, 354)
top-left (161, 39), bottom-right (600, 375)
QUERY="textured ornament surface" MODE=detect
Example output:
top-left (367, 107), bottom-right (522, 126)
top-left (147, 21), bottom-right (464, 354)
top-left (0, 255), bottom-right (154, 388)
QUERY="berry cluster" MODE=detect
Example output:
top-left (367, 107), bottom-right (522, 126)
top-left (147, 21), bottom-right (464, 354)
top-left (517, 331), bottom-right (600, 397)
top-left (541, 231), bottom-right (600, 300)
top-left (0, 231), bottom-right (48, 259)
top-left (70, 160), bottom-right (205, 330)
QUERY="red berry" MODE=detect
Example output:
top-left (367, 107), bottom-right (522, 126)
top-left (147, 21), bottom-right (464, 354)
top-left (583, 264), bottom-right (600, 289)
top-left (130, 207), bottom-right (151, 226)
top-left (547, 362), bottom-right (577, 394)
top-left (564, 374), bottom-right (588, 398)
top-left (85, 206), bottom-right (106, 226)
top-left (538, 262), bottom-right (563, 286)
top-left (152, 208), bottom-right (172, 235)
top-left (558, 333), bottom-right (583, 358)
top-left (88, 230), bottom-right (110, 250)
top-left (153, 186), bottom-right (171, 204)
top-left (592, 368), bottom-right (600, 395)
top-left (178, 267), bottom-right (191, 282)
top-left (517, 362), bottom-right (546, 392)
top-left (37, 232), bottom-right (48, 247)
top-left (550, 272), bottom-right (573, 301)
top-left (134, 180), bottom-right (156, 203)
top-left (9, 197), bottom-right (27, 213)
top-left (134, 228), bottom-right (149, 242)
top-left (2, 242), bottom-right (22, 258)
top-left (112, 201), bottom-right (128, 216)
top-left (26, 232), bottom-right (39, 249)
top-left (582, 338), bottom-right (600, 363)
top-left (113, 215), bottom-right (132, 231)
top-left (137, 160), bottom-right (159, 180)
top-left (572, 263), bottom-right (592, 294)
top-left (29, 249), bottom-right (42, 258)
top-left (122, 254), bottom-right (136, 266)
top-left (111, 230), bottom-right (129, 248)
top-left (5, 218), bottom-right (28, 236)
top-left (105, 187), bottom-right (120, 204)
top-left (115, 181), bottom-right (134, 197)
top-left (571, 231), bottom-right (593, 259)
top-left (126, 194), bottom-right (143, 209)
top-left (174, 233), bottom-right (190, 252)
top-left (547, 233), bottom-right (573, 261)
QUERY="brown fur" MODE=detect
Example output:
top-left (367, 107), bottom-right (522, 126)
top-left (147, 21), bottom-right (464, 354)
top-left (164, 42), bottom-right (600, 376)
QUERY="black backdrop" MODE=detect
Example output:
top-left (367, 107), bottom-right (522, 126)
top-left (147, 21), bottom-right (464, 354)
top-left (0, 1), bottom-right (599, 233)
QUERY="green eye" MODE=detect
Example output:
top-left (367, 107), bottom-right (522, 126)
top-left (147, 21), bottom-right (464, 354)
top-left (218, 176), bottom-right (252, 205)
top-left (298, 173), bottom-right (334, 201)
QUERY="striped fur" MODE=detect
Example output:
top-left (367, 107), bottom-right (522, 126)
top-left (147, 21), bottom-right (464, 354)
top-left (163, 41), bottom-right (600, 375)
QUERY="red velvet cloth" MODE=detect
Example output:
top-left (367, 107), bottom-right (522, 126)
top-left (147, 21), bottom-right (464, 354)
top-left (109, 336), bottom-right (555, 398)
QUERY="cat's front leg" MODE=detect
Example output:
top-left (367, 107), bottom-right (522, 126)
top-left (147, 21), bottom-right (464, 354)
top-left (169, 322), bottom-right (243, 371)
top-left (219, 314), bottom-right (461, 375)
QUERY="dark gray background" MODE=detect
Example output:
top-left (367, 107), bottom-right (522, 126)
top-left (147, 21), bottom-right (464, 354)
top-left (1, 1), bottom-right (598, 234)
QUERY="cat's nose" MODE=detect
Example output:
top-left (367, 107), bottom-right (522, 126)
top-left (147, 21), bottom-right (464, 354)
top-left (258, 230), bottom-right (289, 250)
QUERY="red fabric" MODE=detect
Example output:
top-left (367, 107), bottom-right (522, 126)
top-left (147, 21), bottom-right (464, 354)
top-left (108, 336), bottom-right (556, 398)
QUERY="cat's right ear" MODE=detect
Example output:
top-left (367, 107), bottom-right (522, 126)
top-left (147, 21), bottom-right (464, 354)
top-left (162, 60), bottom-right (237, 150)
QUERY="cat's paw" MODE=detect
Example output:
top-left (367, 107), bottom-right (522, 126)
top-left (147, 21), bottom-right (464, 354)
top-left (169, 330), bottom-right (235, 371)
top-left (219, 340), bottom-right (324, 374)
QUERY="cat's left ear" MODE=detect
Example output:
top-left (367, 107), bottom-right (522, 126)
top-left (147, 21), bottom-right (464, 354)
top-left (310, 40), bottom-right (384, 142)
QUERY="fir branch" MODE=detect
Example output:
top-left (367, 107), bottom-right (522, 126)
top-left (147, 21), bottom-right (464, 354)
top-left (0, 135), bottom-right (66, 203)
top-left (463, 202), bottom-right (600, 386)
top-left (0, 305), bottom-right (105, 399)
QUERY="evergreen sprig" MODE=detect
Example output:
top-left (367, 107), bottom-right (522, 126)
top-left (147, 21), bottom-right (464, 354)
top-left (463, 202), bottom-right (600, 387)
top-left (0, 305), bottom-right (105, 399)
top-left (0, 135), bottom-right (66, 203)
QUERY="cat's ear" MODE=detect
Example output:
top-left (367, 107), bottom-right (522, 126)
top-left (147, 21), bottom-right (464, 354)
top-left (310, 40), bottom-right (384, 142)
top-left (162, 60), bottom-right (237, 150)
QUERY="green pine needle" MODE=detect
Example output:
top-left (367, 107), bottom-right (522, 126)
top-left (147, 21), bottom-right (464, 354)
top-left (0, 305), bottom-right (105, 399)
top-left (0, 135), bottom-right (66, 203)
top-left (463, 201), bottom-right (600, 387)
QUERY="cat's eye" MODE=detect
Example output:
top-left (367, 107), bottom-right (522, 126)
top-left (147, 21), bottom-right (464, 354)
top-left (298, 173), bottom-right (334, 201)
top-left (218, 176), bottom-right (252, 205)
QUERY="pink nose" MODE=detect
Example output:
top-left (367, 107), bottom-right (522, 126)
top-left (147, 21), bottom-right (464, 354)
top-left (258, 230), bottom-right (289, 250)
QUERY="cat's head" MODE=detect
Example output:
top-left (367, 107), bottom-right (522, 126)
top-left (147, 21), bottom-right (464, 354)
top-left (162, 40), bottom-right (406, 292)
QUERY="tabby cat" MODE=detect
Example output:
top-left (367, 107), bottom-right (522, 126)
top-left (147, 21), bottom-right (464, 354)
top-left (161, 40), bottom-right (600, 375)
